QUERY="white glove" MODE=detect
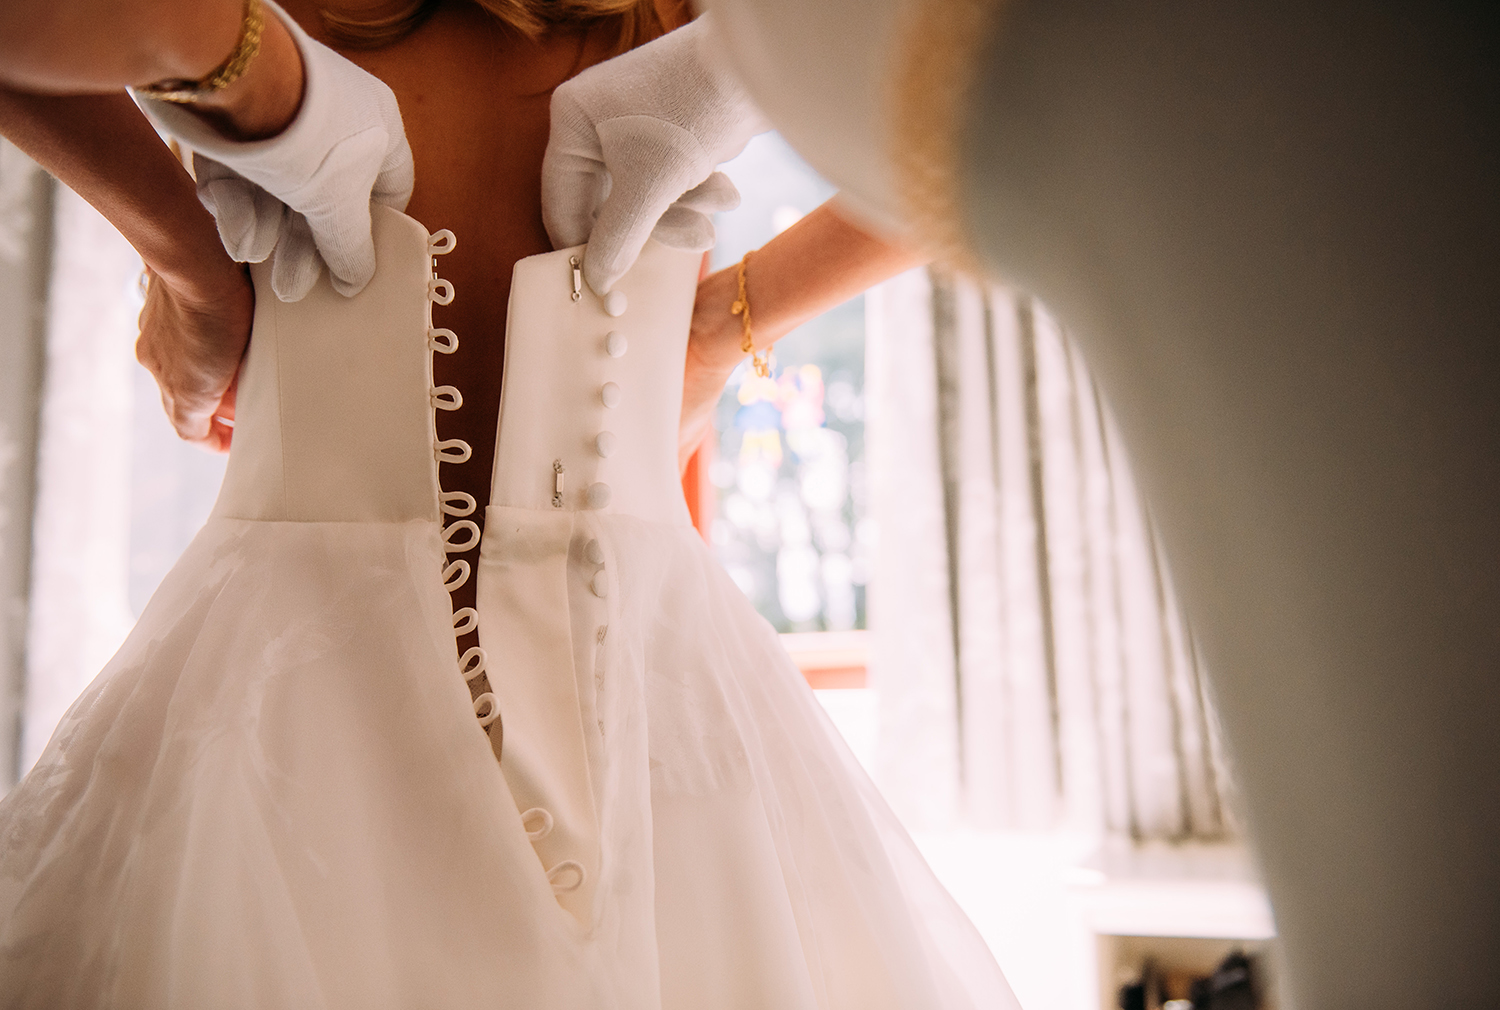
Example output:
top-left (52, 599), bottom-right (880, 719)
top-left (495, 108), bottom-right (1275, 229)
top-left (134, 0), bottom-right (413, 301)
top-left (543, 13), bottom-right (768, 295)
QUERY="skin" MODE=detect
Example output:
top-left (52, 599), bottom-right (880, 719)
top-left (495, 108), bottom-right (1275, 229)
top-left (0, 88), bottom-right (252, 451)
top-left (682, 199), bottom-right (919, 469)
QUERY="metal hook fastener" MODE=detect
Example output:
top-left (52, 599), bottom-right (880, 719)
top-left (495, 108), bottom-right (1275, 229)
top-left (569, 256), bottom-right (582, 302)
top-left (553, 459), bottom-right (565, 508)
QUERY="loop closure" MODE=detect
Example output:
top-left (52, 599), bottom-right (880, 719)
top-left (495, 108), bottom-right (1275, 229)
top-left (428, 327), bottom-right (459, 354)
top-left (430, 385), bottom-right (463, 411)
top-left (451, 607), bottom-right (479, 637)
top-left (428, 229), bottom-right (457, 255)
top-left (435, 439), bottom-right (472, 464)
top-left (442, 519), bottom-right (481, 553)
top-left (428, 278), bottom-right (455, 305)
top-left (521, 807), bottom-right (554, 841)
top-left (546, 860), bottom-right (587, 893)
top-left (441, 490), bottom-right (477, 517)
top-left (472, 691), bottom-right (500, 727)
top-left (442, 559), bottom-right (471, 591)
top-left (459, 646), bottom-right (488, 682)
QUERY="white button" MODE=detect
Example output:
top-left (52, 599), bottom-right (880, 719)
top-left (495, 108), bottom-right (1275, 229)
top-left (585, 539), bottom-right (605, 564)
top-left (601, 381), bottom-right (621, 408)
top-left (585, 482), bottom-right (611, 510)
top-left (591, 571), bottom-right (609, 597)
top-left (603, 290), bottom-right (627, 317)
top-left (605, 331), bottom-right (628, 357)
top-left (595, 431), bottom-right (616, 457)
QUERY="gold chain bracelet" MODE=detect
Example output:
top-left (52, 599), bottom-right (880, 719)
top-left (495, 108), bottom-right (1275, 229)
top-left (730, 251), bottom-right (772, 379)
top-left (139, 0), bottom-right (266, 104)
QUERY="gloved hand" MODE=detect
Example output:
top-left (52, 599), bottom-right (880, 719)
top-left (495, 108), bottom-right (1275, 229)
top-left (133, 0), bottom-right (412, 301)
top-left (543, 13), bottom-right (768, 295)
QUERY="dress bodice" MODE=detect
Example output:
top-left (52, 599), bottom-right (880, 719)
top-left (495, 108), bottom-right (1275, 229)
top-left (215, 204), bottom-right (700, 527)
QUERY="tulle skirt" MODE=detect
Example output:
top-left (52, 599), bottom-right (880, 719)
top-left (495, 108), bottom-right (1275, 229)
top-left (0, 512), bottom-right (1015, 1010)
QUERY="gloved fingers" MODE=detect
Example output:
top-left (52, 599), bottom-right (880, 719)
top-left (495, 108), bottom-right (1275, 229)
top-left (649, 204), bottom-right (717, 252)
top-left (648, 171), bottom-right (740, 249)
top-left (193, 157), bottom-right (282, 264)
top-left (584, 116), bottom-right (711, 294)
top-left (542, 151), bottom-right (609, 250)
top-left (542, 88), bottom-right (610, 249)
top-left (371, 127), bottom-right (416, 211)
top-left (270, 209), bottom-right (323, 302)
top-left (293, 129), bottom-right (386, 297)
top-left (674, 171), bottom-right (741, 215)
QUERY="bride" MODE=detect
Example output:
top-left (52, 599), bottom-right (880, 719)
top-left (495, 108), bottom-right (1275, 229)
top-left (0, 1), bottom-right (1014, 1006)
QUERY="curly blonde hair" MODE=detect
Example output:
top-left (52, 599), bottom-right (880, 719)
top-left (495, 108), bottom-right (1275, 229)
top-left (320, 0), bottom-right (663, 54)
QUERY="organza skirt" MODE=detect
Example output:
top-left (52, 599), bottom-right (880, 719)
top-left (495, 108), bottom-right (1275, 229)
top-left (0, 510), bottom-right (1016, 1010)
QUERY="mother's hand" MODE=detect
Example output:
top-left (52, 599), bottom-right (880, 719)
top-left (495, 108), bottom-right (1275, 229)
top-left (136, 262), bottom-right (254, 453)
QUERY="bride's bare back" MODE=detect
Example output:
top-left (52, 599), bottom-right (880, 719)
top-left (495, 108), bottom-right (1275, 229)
top-left (279, 0), bottom-right (639, 518)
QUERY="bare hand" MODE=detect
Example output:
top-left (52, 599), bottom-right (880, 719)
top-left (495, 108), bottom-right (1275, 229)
top-left (135, 263), bottom-right (253, 453)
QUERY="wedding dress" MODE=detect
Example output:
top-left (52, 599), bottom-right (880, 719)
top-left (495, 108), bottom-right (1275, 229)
top-left (0, 205), bottom-right (1017, 1010)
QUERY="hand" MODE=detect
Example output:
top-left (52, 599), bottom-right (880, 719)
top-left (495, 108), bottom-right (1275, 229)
top-left (135, 263), bottom-right (253, 452)
top-left (680, 264), bottom-right (745, 473)
top-left (543, 14), bottom-right (767, 296)
top-left (135, 1), bottom-right (413, 302)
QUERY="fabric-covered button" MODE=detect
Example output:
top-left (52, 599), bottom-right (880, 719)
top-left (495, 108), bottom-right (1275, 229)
top-left (595, 431), bottom-right (616, 457)
top-left (585, 482), bottom-right (611, 509)
top-left (601, 382), bottom-right (622, 408)
top-left (603, 290), bottom-right (627, 317)
top-left (605, 331), bottom-right (627, 357)
top-left (585, 539), bottom-right (605, 565)
top-left (591, 571), bottom-right (609, 598)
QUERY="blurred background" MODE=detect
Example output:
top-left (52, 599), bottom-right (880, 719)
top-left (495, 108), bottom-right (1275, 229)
top-left (0, 132), bottom-right (1280, 1010)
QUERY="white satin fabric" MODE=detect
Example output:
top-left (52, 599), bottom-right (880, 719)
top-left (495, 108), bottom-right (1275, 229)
top-left (0, 205), bottom-right (1017, 1010)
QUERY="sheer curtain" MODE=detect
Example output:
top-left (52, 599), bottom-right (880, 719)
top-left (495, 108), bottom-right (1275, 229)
top-left (0, 164), bottom-right (226, 787)
top-left (0, 140), bottom-right (52, 786)
top-left (867, 267), bottom-right (1238, 841)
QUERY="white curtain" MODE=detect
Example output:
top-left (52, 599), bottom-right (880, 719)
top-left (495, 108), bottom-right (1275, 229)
top-left (868, 267), bottom-right (1238, 841)
top-left (0, 140), bottom-right (51, 785)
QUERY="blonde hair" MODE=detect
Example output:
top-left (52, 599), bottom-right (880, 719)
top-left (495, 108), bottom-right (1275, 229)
top-left (321, 0), bottom-right (663, 54)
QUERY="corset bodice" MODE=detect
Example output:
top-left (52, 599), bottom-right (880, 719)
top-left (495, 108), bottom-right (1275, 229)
top-left (215, 205), bottom-right (700, 527)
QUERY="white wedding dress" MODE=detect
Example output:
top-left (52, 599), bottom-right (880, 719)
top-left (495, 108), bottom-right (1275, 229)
top-left (0, 205), bottom-right (1017, 1010)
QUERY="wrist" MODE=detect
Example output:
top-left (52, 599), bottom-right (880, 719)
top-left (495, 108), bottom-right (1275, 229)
top-left (189, 6), bottom-right (305, 142)
top-left (689, 266), bottom-right (752, 373)
top-left (148, 248), bottom-right (251, 313)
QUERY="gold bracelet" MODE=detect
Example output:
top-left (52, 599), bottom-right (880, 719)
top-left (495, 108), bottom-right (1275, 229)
top-left (730, 251), bottom-right (772, 379)
top-left (139, 0), bottom-right (266, 104)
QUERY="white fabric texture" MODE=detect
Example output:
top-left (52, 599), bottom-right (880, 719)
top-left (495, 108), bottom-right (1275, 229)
top-left (542, 14), bottom-right (766, 295)
top-left (698, 0), bottom-right (906, 236)
top-left (133, 0), bottom-right (414, 302)
top-left (0, 205), bottom-right (1017, 1010)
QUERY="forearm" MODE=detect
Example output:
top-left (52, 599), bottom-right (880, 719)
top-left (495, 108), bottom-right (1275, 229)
top-left (741, 198), bottom-right (920, 346)
top-left (680, 198), bottom-right (922, 468)
top-left (0, 88), bottom-right (241, 297)
top-left (691, 198), bottom-right (922, 370)
top-left (0, 0), bottom-right (304, 142)
top-left (0, 0), bottom-right (244, 94)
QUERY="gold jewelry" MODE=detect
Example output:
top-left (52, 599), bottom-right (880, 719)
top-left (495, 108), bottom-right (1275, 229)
top-left (730, 252), bottom-right (771, 379)
top-left (139, 0), bottom-right (266, 104)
